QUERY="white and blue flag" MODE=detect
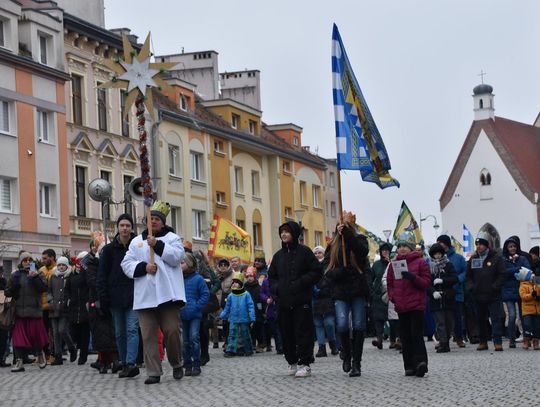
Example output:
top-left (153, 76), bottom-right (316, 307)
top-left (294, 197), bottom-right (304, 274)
top-left (463, 224), bottom-right (473, 253)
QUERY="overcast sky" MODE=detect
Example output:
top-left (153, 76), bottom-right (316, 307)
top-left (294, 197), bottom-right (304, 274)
top-left (103, 0), bottom-right (540, 244)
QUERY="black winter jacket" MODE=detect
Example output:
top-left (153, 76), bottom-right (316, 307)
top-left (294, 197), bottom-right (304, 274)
top-left (427, 260), bottom-right (458, 311)
top-left (65, 270), bottom-right (89, 323)
top-left (466, 249), bottom-right (506, 303)
top-left (323, 226), bottom-right (371, 301)
top-left (244, 280), bottom-right (264, 321)
top-left (97, 233), bottom-right (136, 309)
top-left (268, 221), bottom-right (323, 309)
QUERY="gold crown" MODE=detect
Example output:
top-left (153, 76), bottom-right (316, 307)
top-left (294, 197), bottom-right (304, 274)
top-left (151, 200), bottom-right (171, 218)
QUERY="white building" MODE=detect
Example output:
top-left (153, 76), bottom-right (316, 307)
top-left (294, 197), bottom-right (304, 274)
top-left (440, 84), bottom-right (540, 250)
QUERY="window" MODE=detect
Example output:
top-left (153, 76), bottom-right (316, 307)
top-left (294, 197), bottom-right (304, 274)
top-left (97, 85), bottom-right (107, 131)
top-left (216, 191), bottom-right (226, 204)
top-left (192, 210), bottom-right (204, 239)
top-left (312, 185), bottom-right (320, 208)
top-left (480, 170), bottom-right (491, 186)
top-left (39, 184), bottom-right (54, 216)
top-left (480, 169), bottom-right (493, 200)
top-left (123, 175), bottom-right (133, 216)
top-left (190, 152), bottom-right (203, 181)
top-left (282, 160), bottom-right (291, 174)
top-left (234, 167), bottom-right (243, 193)
top-left (120, 91), bottom-right (129, 136)
top-left (0, 100), bottom-right (12, 135)
top-left (285, 206), bottom-right (292, 219)
top-left (171, 206), bottom-right (181, 234)
top-left (71, 75), bottom-right (83, 126)
top-left (100, 170), bottom-right (111, 220)
top-left (37, 110), bottom-right (50, 142)
top-left (180, 94), bottom-right (189, 111)
top-left (236, 219), bottom-right (245, 230)
top-left (249, 120), bottom-right (257, 135)
top-left (329, 172), bottom-right (335, 187)
top-left (330, 201), bottom-right (337, 217)
top-left (253, 223), bottom-right (262, 246)
top-left (75, 166), bottom-right (86, 217)
top-left (231, 113), bottom-right (240, 129)
top-left (214, 140), bottom-right (224, 153)
top-left (0, 20), bottom-right (4, 48)
top-left (314, 231), bottom-right (323, 247)
top-left (39, 35), bottom-right (48, 64)
top-left (0, 178), bottom-right (12, 212)
top-left (251, 171), bottom-right (260, 197)
top-left (168, 145), bottom-right (180, 176)
top-left (300, 181), bottom-right (307, 204)
top-left (293, 136), bottom-right (299, 146)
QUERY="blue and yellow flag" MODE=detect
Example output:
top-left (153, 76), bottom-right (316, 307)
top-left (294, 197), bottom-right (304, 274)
top-left (331, 24), bottom-right (399, 189)
top-left (392, 201), bottom-right (423, 245)
top-left (451, 236), bottom-right (464, 256)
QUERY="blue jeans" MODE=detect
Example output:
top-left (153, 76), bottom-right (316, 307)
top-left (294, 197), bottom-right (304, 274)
top-left (335, 298), bottom-right (366, 332)
top-left (111, 307), bottom-right (139, 365)
top-left (313, 313), bottom-right (337, 346)
top-left (523, 315), bottom-right (540, 338)
top-left (182, 318), bottom-right (201, 367)
top-left (504, 301), bottom-right (518, 340)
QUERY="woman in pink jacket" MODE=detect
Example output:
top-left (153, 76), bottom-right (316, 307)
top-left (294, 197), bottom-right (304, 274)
top-left (387, 232), bottom-right (431, 377)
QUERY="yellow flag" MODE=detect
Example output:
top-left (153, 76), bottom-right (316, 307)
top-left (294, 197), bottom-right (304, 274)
top-left (208, 215), bottom-right (252, 263)
top-left (451, 236), bottom-right (464, 255)
top-left (392, 201), bottom-right (424, 245)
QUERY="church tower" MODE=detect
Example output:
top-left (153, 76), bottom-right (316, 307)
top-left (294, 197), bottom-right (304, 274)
top-left (472, 83), bottom-right (495, 121)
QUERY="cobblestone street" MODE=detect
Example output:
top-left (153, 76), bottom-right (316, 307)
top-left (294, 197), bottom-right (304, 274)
top-left (0, 339), bottom-right (535, 406)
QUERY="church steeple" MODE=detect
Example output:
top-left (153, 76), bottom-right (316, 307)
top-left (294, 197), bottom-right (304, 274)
top-left (472, 83), bottom-right (495, 121)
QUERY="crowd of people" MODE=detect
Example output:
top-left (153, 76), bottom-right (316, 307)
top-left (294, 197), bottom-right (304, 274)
top-left (1, 207), bottom-right (539, 383)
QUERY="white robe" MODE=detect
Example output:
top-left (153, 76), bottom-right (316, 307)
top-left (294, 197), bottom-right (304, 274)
top-left (121, 230), bottom-right (186, 310)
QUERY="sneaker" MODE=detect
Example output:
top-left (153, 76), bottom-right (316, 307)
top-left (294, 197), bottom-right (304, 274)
top-left (11, 359), bottom-right (24, 373)
top-left (192, 366), bottom-right (201, 376)
top-left (295, 365), bottom-right (311, 378)
top-left (173, 367), bottom-right (184, 380)
top-left (37, 352), bottom-right (47, 369)
top-left (287, 364), bottom-right (298, 376)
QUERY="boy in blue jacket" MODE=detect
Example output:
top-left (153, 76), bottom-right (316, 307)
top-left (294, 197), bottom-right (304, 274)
top-left (220, 272), bottom-right (255, 357)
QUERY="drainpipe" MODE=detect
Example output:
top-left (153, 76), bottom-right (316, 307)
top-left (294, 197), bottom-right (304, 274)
top-left (150, 109), bottom-right (162, 200)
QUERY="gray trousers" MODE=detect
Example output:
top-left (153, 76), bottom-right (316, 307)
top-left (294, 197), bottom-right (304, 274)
top-left (434, 310), bottom-right (455, 344)
top-left (138, 302), bottom-right (183, 377)
top-left (51, 316), bottom-right (74, 355)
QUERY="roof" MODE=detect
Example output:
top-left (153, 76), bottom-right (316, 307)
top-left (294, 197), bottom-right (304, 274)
top-left (440, 117), bottom-right (540, 215)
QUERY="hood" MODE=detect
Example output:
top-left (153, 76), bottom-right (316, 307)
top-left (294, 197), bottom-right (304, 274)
top-left (503, 236), bottom-right (521, 257)
top-left (278, 221), bottom-right (302, 249)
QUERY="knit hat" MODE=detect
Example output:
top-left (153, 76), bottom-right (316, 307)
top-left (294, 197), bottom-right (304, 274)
top-left (515, 266), bottom-right (533, 282)
top-left (232, 271), bottom-right (245, 285)
top-left (245, 266), bottom-right (256, 277)
top-left (218, 258), bottom-right (230, 267)
top-left (396, 232), bottom-right (416, 251)
top-left (150, 200), bottom-right (170, 225)
top-left (57, 256), bottom-right (70, 267)
top-left (18, 251), bottom-right (32, 265)
top-left (116, 213), bottom-right (134, 227)
top-left (378, 242), bottom-right (393, 253)
top-left (436, 235), bottom-right (452, 249)
top-left (312, 246), bottom-right (325, 255)
top-left (530, 246), bottom-right (540, 257)
top-left (183, 252), bottom-right (197, 270)
top-left (429, 243), bottom-right (446, 258)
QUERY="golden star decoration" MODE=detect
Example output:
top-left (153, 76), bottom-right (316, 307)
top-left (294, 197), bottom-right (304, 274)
top-left (99, 33), bottom-right (177, 119)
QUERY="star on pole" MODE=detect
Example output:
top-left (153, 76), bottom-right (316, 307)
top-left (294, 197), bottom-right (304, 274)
top-left (99, 33), bottom-right (177, 119)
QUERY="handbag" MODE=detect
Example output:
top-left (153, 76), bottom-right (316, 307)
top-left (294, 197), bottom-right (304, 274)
top-left (0, 290), bottom-right (15, 329)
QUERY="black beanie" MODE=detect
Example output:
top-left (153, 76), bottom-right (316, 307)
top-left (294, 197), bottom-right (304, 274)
top-left (436, 234), bottom-right (452, 248)
top-left (117, 213), bottom-right (134, 228)
top-left (429, 243), bottom-right (446, 258)
top-left (530, 246), bottom-right (540, 257)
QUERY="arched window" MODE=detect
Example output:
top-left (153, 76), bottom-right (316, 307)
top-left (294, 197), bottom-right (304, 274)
top-left (479, 99), bottom-right (484, 109)
top-left (480, 169), bottom-right (491, 186)
top-left (477, 223), bottom-right (501, 250)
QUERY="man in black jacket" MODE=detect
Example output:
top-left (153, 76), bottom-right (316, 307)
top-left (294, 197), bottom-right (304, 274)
top-left (268, 221), bottom-right (322, 378)
top-left (97, 213), bottom-right (139, 378)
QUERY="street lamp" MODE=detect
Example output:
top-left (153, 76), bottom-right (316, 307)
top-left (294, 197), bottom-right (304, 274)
top-left (294, 209), bottom-right (306, 243)
top-left (383, 229), bottom-right (392, 242)
top-left (419, 214), bottom-right (440, 232)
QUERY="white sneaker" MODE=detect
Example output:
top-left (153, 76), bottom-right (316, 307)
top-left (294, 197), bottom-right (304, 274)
top-left (295, 364), bottom-right (311, 377)
top-left (287, 364), bottom-right (297, 375)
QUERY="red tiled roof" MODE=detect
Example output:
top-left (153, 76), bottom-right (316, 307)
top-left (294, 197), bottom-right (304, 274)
top-left (440, 117), bottom-right (540, 218)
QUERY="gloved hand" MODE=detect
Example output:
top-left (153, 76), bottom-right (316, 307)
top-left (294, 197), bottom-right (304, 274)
top-left (401, 271), bottom-right (416, 281)
top-left (433, 278), bottom-right (443, 285)
top-left (432, 291), bottom-right (442, 300)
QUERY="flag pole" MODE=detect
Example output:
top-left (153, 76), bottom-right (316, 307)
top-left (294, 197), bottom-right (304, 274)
top-left (337, 169), bottom-right (347, 267)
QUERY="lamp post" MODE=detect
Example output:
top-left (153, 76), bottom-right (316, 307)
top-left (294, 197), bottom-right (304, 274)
top-left (419, 214), bottom-right (440, 232)
top-left (383, 229), bottom-right (392, 242)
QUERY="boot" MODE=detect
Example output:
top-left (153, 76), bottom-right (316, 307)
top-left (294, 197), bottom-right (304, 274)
top-left (456, 338), bottom-right (466, 348)
top-left (349, 330), bottom-right (364, 377)
top-left (522, 338), bottom-right (530, 350)
top-left (339, 331), bottom-right (351, 373)
top-left (99, 362), bottom-right (110, 374)
top-left (69, 347), bottom-right (78, 363)
top-left (394, 339), bottom-right (402, 351)
top-left (111, 361), bottom-right (123, 374)
top-left (494, 343), bottom-right (503, 352)
top-left (533, 339), bottom-right (539, 350)
top-left (371, 335), bottom-right (383, 350)
top-left (329, 341), bottom-right (339, 356)
top-left (37, 351), bottom-right (47, 369)
top-left (476, 342), bottom-right (488, 351)
top-left (11, 359), bottom-right (24, 373)
top-left (315, 345), bottom-right (327, 358)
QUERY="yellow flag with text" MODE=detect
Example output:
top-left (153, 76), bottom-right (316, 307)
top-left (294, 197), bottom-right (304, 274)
top-left (208, 215), bottom-right (252, 263)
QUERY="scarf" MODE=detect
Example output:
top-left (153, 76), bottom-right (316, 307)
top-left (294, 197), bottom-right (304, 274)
top-left (430, 255), bottom-right (449, 276)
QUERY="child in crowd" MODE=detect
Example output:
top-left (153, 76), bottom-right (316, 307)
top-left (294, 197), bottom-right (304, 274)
top-left (244, 267), bottom-right (265, 353)
top-left (181, 253), bottom-right (209, 376)
top-left (220, 272), bottom-right (255, 357)
top-left (517, 267), bottom-right (540, 350)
